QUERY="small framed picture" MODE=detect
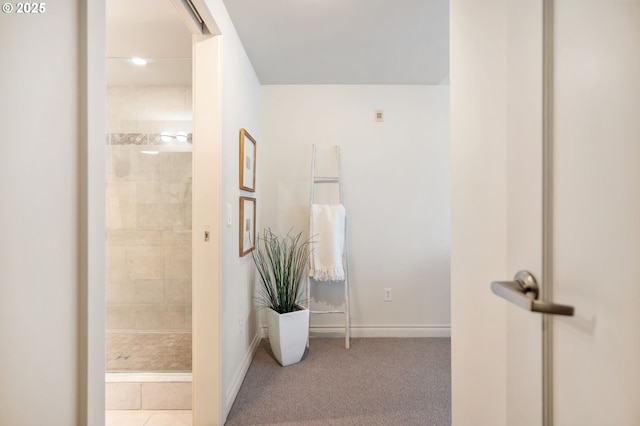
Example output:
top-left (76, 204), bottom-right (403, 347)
top-left (239, 196), bottom-right (256, 257)
top-left (239, 129), bottom-right (256, 192)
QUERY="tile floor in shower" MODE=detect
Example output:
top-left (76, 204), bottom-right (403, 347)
top-left (106, 332), bottom-right (192, 371)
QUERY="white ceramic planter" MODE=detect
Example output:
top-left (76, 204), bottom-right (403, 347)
top-left (265, 307), bottom-right (310, 366)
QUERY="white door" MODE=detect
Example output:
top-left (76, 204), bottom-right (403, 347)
top-left (495, 1), bottom-right (640, 424)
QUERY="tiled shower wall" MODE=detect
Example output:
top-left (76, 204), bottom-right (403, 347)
top-left (106, 86), bottom-right (193, 334)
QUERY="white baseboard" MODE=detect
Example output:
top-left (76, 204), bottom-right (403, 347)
top-left (310, 324), bottom-right (451, 338)
top-left (259, 324), bottom-right (450, 339)
top-left (223, 330), bottom-right (262, 420)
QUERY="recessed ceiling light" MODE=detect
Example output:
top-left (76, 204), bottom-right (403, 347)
top-left (131, 57), bottom-right (147, 66)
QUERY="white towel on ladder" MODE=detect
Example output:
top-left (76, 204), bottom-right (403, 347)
top-left (309, 204), bottom-right (346, 281)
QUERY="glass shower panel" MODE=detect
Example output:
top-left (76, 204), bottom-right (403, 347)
top-left (105, 82), bottom-right (193, 373)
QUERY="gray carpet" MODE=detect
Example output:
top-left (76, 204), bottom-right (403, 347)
top-left (225, 338), bottom-right (451, 426)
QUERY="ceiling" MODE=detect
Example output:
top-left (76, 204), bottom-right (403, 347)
top-left (105, 0), bottom-right (449, 86)
top-left (106, 0), bottom-right (192, 85)
top-left (223, 0), bottom-right (449, 85)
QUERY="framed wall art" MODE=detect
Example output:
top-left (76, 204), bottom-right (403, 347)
top-left (239, 196), bottom-right (256, 257)
top-left (239, 129), bottom-right (256, 192)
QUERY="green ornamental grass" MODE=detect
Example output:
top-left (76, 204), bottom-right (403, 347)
top-left (252, 229), bottom-right (312, 314)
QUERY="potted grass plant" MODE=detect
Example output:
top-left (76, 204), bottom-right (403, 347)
top-left (253, 228), bottom-right (311, 366)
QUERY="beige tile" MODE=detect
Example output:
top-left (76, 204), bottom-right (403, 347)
top-left (105, 410), bottom-right (152, 426)
top-left (106, 86), bottom-right (138, 133)
top-left (135, 181), bottom-right (192, 205)
top-left (185, 305), bottom-right (192, 327)
top-left (109, 279), bottom-right (166, 305)
top-left (138, 119), bottom-right (192, 134)
top-left (106, 146), bottom-right (114, 180)
top-left (106, 182), bottom-right (138, 230)
top-left (127, 279), bottom-right (165, 304)
top-left (129, 149), bottom-right (163, 181)
top-left (145, 410), bottom-right (192, 426)
top-left (165, 280), bottom-right (187, 304)
top-left (105, 383), bottom-right (141, 410)
top-left (141, 383), bottom-right (192, 410)
top-left (105, 281), bottom-right (124, 304)
top-left (184, 89), bottom-right (192, 113)
top-left (170, 152), bottom-right (192, 171)
top-left (111, 146), bottom-right (135, 180)
top-left (163, 229), bottom-right (192, 245)
top-left (136, 86), bottom-right (191, 122)
top-left (186, 277), bottom-right (192, 297)
top-left (126, 246), bottom-right (164, 279)
top-left (183, 203), bottom-right (192, 230)
top-left (133, 305), bottom-right (165, 330)
top-left (106, 409), bottom-right (192, 426)
top-left (106, 305), bottom-right (137, 330)
top-left (129, 148), bottom-right (153, 173)
top-left (169, 154), bottom-right (193, 179)
top-left (160, 306), bottom-right (188, 330)
top-left (107, 181), bottom-right (138, 203)
top-left (137, 182), bottom-right (164, 204)
top-left (108, 229), bottom-right (164, 246)
top-left (164, 246), bottom-right (192, 280)
top-left (137, 204), bottom-right (185, 229)
top-left (106, 246), bottom-right (128, 282)
top-left (119, 120), bottom-right (140, 133)
top-left (135, 305), bottom-right (186, 330)
top-left (118, 201), bottom-right (138, 230)
top-left (106, 196), bottom-right (124, 229)
top-left (167, 181), bottom-right (191, 204)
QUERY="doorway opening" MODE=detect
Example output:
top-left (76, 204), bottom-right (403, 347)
top-left (104, 0), bottom-right (194, 416)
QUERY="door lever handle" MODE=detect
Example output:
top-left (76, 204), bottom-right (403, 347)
top-left (491, 270), bottom-right (574, 316)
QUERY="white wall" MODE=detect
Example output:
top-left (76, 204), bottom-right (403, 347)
top-left (450, 0), bottom-right (508, 424)
top-left (0, 1), bottom-right (105, 425)
top-left (201, 0), bottom-right (263, 421)
top-left (261, 85), bottom-right (450, 336)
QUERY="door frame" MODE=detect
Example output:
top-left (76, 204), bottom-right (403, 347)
top-left (89, 1), bottom-right (225, 424)
top-left (82, 1), bottom-right (107, 424)
top-left (541, 1), bottom-right (554, 423)
top-left (191, 30), bottom-right (223, 426)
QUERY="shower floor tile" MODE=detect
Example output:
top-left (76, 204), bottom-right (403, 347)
top-left (106, 332), bottom-right (191, 372)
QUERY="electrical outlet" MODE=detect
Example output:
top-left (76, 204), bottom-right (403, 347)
top-left (375, 109), bottom-right (384, 122)
top-left (384, 288), bottom-right (392, 301)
